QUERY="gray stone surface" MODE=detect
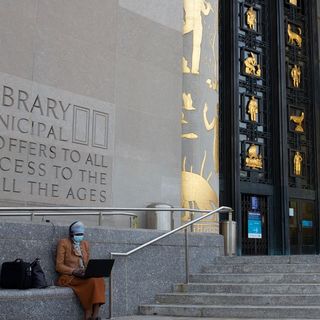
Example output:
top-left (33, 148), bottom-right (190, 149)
top-left (140, 255), bottom-right (320, 319)
top-left (113, 3), bottom-right (183, 215)
top-left (0, 0), bottom-right (184, 228)
top-left (0, 287), bottom-right (82, 320)
top-left (0, 221), bottom-right (223, 318)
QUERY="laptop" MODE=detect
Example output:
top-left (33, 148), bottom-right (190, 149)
top-left (83, 259), bottom-right (114, 278)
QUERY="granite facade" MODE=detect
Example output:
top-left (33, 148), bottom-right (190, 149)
top-left (0, 1), bottom-right (183, 228)
top-left (0, 221), bottom-right (224, 317)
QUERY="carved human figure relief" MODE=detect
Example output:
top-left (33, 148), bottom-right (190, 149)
top-left (247, 96), bottom-right (259, 122)
top-left (246, 7), bottom-right (257, 30)
top-left (203, 103), bottom-right (219, 173)
top-left (244, 52), bottom-right (261, 77)
top-left (291, 65), bottom-right (301, 88)
top-left (294, 151), bottom-right (303, 176)
top-left (183, 0), bottom-right (213, 74)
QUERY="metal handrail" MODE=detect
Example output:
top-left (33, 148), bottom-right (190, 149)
top-left (109, 205), bottom-right (233, 318)
top-left (0, 206), bottom-right (228, 228)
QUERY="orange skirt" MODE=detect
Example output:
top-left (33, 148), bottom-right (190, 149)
top-left (57, 275), bottom-right (106, 310)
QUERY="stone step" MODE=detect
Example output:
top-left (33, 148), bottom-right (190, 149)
top-left (211, 255), bottom-right (320, 265)
top-left (114, 317), bottom-right (320, 320)
top-left (175, 283), bottom-right (320, 294)
top-left (189, 273), bottom-right (320, 284)
top-left (155, 293), bottom-right (320, 306)
top-left (203, 263), bottom-right (320, 274)
top-left (139, 304), bottom-right (320, 318)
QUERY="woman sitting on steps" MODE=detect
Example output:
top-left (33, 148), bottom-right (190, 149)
top-left (56, 221), bottom-right (105, 320)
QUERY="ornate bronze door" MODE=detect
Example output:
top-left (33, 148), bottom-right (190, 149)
top-left (220, 0), bottom-right (320, 255)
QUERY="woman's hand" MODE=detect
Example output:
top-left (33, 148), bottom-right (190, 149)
top-left (72, 268), bottom-right (85, 278)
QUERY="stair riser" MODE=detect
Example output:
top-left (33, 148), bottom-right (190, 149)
top-left (175, 284), bottom-right (320, 294)
top-left (203, 264), bottom-right (320, 274)
top-left (140, 305), bottom-right (320, 318)
top-left (156, 294), bottom-right (320, 306)
top-left (211, 255), bottom-right (320, 265)
top-left (190, 273), bottom-right (320, 284)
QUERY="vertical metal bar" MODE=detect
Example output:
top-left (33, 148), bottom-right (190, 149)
top-left (184, 228), bottom-right (189, 284)
top-left (31, 212), bottom-right (35, 222)
top-left (109, 254), bottom-right (113, 319)
top-left (129, 216), bottom-right (132, 228)
top-left (228, 210), bottom-right (232, 256)
top-left (99, 212), bottom-right (103, 226)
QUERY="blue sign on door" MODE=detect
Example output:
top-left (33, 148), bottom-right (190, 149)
top-left (248, 211), bottom-right (262, 239)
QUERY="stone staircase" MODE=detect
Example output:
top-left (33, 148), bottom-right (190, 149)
top-left (139, 255), bottom-right (320, 319)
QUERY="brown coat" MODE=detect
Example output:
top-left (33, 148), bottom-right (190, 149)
top-left (55, 238), bottom-right (106, 309)
top-left (56, 238), bottom-right (89, 275)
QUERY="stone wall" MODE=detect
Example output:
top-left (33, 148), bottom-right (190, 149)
top-left (0, 221), bottom-right (224, 316)
top-left (0, 1), bottom-right (183, 228)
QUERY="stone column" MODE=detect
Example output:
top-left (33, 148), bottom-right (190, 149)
top-left (181, 0), bottom-right (219, 232)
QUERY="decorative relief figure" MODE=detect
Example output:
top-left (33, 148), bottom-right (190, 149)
top-left (181, 153), bottom-right (218, 211)
top-left (244, 52), bottom-right (261, 77)
top-left (246, 144), bottom-right (263, 169)
top-left (291, 65), bottom-right (301, 88)
top-left (289, 0), bottom-right (298, 6)
top-left (246, 7), bottom-right (257, 30)
top-left (181, 112), bottom-right (188, 124)
top-left (182, 93), bottom-right (197, 139)
top-left (207, 19), bottom-right (219, 91)
top-left (181, 132), bottom-right (198, 139)
top-left (288, 24), bottom-right (302, 47)
top-left (183, 93), bottom-right (196, 110)
top-left (203, 103), bottom-right (219, 173)
top-left (247, 96), bottom-right (259, 122)
top-left (290, 112), bottom-right (304, 132)
top-left (293, 151), bottom-right (303, 176)
top-left (183, 0), bottom-right (213, 74)
top-left (182, 57), bottom-right (191, 73)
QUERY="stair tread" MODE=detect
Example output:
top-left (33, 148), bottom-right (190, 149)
top-left (158, 292), bottom-right (320, 297)
top-left (142, 304), bottom-right (320, 309)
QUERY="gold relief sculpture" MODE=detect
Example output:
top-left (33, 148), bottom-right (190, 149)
top-left (181, 153), bottom-right (218, 211)
top-left (291, 65), bottom-right (301, 88)
top-left (181, 133), bottom-right (198, 139)
top-left (206, 79), bottom-right (218, 91)
top-left (183, 93), bottom-right (196, 110)
top-left (203, 103), bottom-right (219, 173)
top-left (246, 7), bottom-right (257, 30)
top-left (288, 24), bottom-right (302, 47)
top-left (289, 0), bottom-right (298, 6)
top-left (244, 53), bottom-right (261, 77)
top-left (181, 112), bottom-right (188, 124)
top-left (247, 96), bottom-right (259, 122)
top-left (290, 112), bottom-right (304, 132)
top-left (294, 151), bottom-right (303, 176)
top-left (182, 57), bottom-right (191, 73)
top-left (183, 0), bottom-right (213, 74)
top-left (208, 23), bottom-right (219, 91)
top-left (246, 144), bottom-right (263, 169)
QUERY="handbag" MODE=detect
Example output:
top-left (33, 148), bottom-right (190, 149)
top-left (0, 258), bottom-right (48, 289)
top-left (30, 258), bottom-right (48, 288)
top-left (0, 259), bottom-right (32, 289)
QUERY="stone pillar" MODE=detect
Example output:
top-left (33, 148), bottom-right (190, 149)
top-left (181, 0), bottom-right (219, 232)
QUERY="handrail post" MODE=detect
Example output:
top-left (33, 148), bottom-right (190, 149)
top-left (228, 210), bottom-right (232, 256)
top-left (184, 228), bottom-right (189, 284)
top-left (99, 212), bottom-right (103, 226)
top-left (109, 254), bottom-right (113, 319)
top-left (31, 212), bottom-right (35, 222)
